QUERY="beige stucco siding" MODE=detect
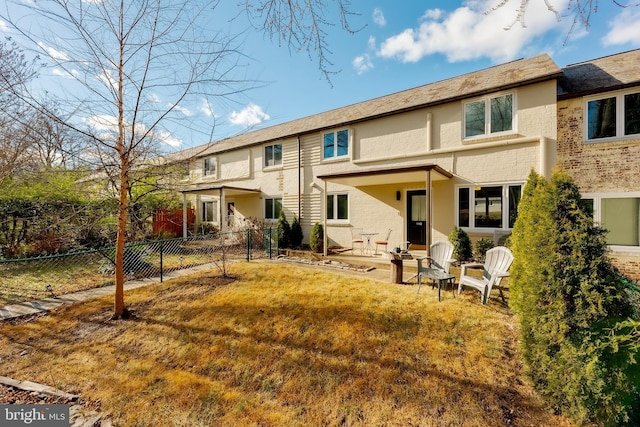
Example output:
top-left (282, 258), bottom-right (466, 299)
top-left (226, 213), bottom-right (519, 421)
top-left (453, 143), bottom-right (540, 183)
top-left (355, 111), bottom-right (429, 161)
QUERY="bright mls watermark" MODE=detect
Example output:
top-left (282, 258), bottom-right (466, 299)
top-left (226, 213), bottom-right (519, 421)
top-left (1, 404), bottom-right (68, 426)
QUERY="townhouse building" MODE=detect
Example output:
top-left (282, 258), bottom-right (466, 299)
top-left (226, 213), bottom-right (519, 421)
top-left (557, 49), bottom-right (640, 278)
top-left (177, 49), bottom-right (640, 279)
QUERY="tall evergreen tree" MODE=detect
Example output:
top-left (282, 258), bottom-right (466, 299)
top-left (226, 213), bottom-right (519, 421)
top-left (510, 169), bottom-right (639, 426)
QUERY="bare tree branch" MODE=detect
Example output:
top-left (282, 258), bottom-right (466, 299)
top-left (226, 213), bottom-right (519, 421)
top-left (487, 0), bottom-right (638, 31)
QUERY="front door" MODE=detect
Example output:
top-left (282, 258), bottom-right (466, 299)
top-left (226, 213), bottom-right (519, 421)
top-left (407, 190), bottom-right (427, 249)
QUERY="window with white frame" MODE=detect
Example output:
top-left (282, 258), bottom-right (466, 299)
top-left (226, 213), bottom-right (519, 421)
top-left (203, 156), bottom-right (217, 177)
top-left (265, 197), bottom-right (282, 220)
top-left (264, 143), bottom-right (282, 167)
top-left (586, 90), bottom-right (640, 141)
top-left (464, 93), bottom-right (514, 138)
top-left (327, 193), bottom-right (349, 221)
top-left (323, 129), bottom-right (349, 159)
top-left (457, 184), bottom-right (522, 229)
top-left (202, 200), bottom-right (218, 222)
top-left (582, 194), bottom-right (640, 248)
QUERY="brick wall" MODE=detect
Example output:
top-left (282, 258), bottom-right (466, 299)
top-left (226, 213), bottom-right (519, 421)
top-left (557, 98), bottom-right (640, 280)
top-left (557, 98), bottom-right (640, 193)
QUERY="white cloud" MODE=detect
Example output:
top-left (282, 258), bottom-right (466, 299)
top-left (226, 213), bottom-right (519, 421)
top-left (229, 103), bottom-right (270, 127)
top-left (352, 36), bottom-right (377, 75)
top-left (84, 114), bottom-right (118, 132)
top-left (37, 42), bottom-right (70, 62)
top-left (148, 93), bottom-right (161, 104)
top-left (0, 20), bottom-right (7, 32)
top-left (155, 130), bottom-right (182, 148)
top-left (353, 54), bottom-right (374, 75)
top-left (421, 9), bottom-right (443, 21)
top-left (378, 0), bottom-right (570, 64)
top-left (373, 8), bottom-right (386, 27)
top-left (170, 103), bottom-right (192, 116)
top-left (83, 114), bottom-right (182, 147)
top-left (97, 69), bottom-right (116, 89)
top-left (51, 67), bottom-right (79, 79)
top-left (602, 8), bottom-right (640, 47)
top-left (200, 98), bottom-right (216, 117)
top-left (367, 35), bottom-right (376, 51)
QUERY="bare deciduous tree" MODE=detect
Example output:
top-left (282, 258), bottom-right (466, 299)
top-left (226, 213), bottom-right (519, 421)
top-left (2, 0), bottom-right (357, 319)
top-left (0, 40), bottom-right (39, 184)
top-left (241, 0), bottom-right (363, 83)
top-left (488, 0), bottom-right (639, 31)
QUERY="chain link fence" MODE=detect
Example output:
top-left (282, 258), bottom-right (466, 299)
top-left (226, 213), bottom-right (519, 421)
top-left (0, 227), bottom-right (279, 307)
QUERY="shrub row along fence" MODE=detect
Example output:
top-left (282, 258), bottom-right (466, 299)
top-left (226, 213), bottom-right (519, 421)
top-left (0, 228), bottom-right (279, 307)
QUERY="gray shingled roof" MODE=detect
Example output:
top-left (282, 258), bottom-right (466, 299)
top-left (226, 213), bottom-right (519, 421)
top-left (558, 48), bottom-right (640, 100)
top-left (177, 53), bottom-right (561, 160)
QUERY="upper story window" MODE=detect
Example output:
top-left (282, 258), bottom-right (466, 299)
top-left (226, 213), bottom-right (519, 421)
top-left (203, 156), bottom-right (217, 178)
top-left (264, 143), bottom-right (282, 168)
top-left (265, 197), bottom-right (282, 220)
top-left (323, 129), bottom-right (349, 159)
top-left (586, 90), bottom-right (640, 141)
top-left (327, 193), bottom-right (349, 222)
top-left (464, 93), bottom-right (514, 138)
top-left (457, 184), bottom-right (522, 230)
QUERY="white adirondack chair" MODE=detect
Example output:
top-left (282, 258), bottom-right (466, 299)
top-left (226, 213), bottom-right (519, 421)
top-left (458, 246), bottom-right (514, 304)
top-left (417, 240), bottom-right (455, 287)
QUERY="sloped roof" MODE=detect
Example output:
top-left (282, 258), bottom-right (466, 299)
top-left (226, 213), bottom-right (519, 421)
top-left (177, 53), bottom-right (561, 159)
top-left (557, 48), bottom-right (640, 100)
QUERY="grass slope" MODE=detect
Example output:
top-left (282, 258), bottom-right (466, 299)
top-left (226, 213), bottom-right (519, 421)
top-left (0, 262), bottom-right (573, 426)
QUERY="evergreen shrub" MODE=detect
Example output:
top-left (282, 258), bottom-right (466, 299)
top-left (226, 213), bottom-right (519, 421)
top-left (277, 210), bottom-right (291, 249)
top-left (448, 227), bottom-right (472, 263)
top-left (473, 238), bottom-right (494, 262)
top-left (290, 215), bottom-right (303, 248)
top-left (309, 223), bottom-right (323, 253)
top-left (510, 169), bottom-right (640, 426)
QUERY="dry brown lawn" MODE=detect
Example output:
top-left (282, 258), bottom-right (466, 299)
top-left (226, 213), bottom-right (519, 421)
top-left (0, 261), bottom-right (574, 426)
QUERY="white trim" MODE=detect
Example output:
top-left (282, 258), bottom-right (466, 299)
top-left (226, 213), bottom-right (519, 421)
top-left (202, 156), bottom-right (218, 179)
top-left (321, 128), bottom-right (350, 162)
top-left (200, 197), bottom-right (219, 224)
top-left (582, 191), bottom-right (640, 251)
top-left (455, 181), bottom-right (524, 233)
top-left (584, 87), bottom-right (640, 143)
top-left (263, 143), bottom-right (283, 169)
top-left (462, 91), bottom-right (518, 141)
top-left (326, 192), bottom-right (350, 224)
top-left (264, 196), bottom-right (283, 221)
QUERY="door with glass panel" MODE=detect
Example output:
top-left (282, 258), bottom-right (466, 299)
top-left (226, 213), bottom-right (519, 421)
top-left (407, 190), bottom-right (427, 249)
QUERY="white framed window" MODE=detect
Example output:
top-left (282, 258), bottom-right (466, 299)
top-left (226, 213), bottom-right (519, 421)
top-left (464, 93), bottom-right (515, 139)
top-left (457, 183), bottom-right (522, 230)
top-left (203, 156), bottom-right (217, 178)
top-left (323, 129), bottom-right (349, 159)
top-left (327, 193), bottom-right (349, 222)
top-left (201, 200), bottom-right (218, 222)
top-left (265, 197), bottom-right (282, 220)
top-left (582, 192), bottom-right (640, 251)
top-left (585, 89), bottom-right (640, 141)
top-left (264, 143), bottom-right (282, 168)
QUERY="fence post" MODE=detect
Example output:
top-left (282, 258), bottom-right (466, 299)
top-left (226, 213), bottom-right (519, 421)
top-left (246, 229), bottom-right (251, 262)
top-left (160, 240), bottom-right (164, 283)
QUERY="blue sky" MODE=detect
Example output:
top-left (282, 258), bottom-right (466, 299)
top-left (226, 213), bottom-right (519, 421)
top-left (2, 1), bottom-right (640, 150)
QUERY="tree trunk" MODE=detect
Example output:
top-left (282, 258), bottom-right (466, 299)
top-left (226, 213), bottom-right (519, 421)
top-left (113, 3), bottom-right (127, 320)
top-left (113, 170), bottom-right (128, 318)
